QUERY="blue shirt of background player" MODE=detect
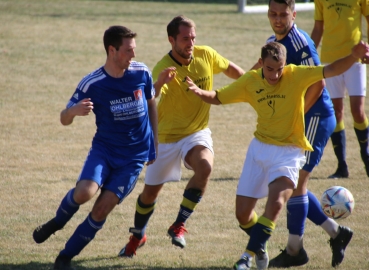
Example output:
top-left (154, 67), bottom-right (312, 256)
top-left (267, 24), bottom-right (335, 118)
top-left (66, 61), bottom-right (156, 161)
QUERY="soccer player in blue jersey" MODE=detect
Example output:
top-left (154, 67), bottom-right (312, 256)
top-left (32, 26), bottom-right (158, 270)
top-left (117, 15), bottom-right (245, 257)
top-left (186, 40), bottom-right (369, 270)
top-left (248, 0), bottom-right (353, 268)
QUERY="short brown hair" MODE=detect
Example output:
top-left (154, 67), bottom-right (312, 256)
top-left (103, 26), bottom-right (137, 55)
top-left (167, 15), bottom-right (196, 39)
top-left (261, 42), bottom-right (287, 62)
top-left (268, 0), bottom-right (295, 11)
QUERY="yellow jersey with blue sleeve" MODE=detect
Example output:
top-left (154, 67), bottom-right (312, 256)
top-left (153, 45), bottom-right (229, 143)
top-left (216, 65), bottom-right (325, 151)
top-left (314, 0), bottom-right (369, 63)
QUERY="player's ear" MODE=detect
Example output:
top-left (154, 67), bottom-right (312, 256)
top-left (168, 36), bottom-right (174, 45)
top-left (258, 58), bottom-right (263, 66)
top-left (292, 10), bottom-right (296, 20)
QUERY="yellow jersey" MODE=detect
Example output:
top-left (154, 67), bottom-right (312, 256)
top-left (314, 0), bottom-right (369, 63)
top-left (217, 65), bottom-right (325, 151)
top-left (153, 45), bottom-right (229, 143)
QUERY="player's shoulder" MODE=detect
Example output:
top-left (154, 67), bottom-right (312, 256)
top-left (129, 61), bottom-right (150, 73)
top-left (77, 66), bottom-right (107, 92)
top-left (194, 45), bottom-right (218, 56)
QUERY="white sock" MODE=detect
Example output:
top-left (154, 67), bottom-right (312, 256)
top-left (286, 234), bottom-right (303, 256)
top-left (320, 218), bottom-right (339, 239)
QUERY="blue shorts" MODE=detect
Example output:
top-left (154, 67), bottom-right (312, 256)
top-left (78, 144), bottom-right (144, 204)
top-left (303, 114), bottom-right (336, 172)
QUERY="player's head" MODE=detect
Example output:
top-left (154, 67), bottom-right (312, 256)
top-left (103, 26), bottom-right (137, 69)
top-left (268, 0), bottom-right (296, 39)
top-left (167, 15), bottom-right (196, 63)
top-left (259, 42), bottom-right (287, 85)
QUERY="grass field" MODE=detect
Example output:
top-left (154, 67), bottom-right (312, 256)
top-left (1, 0), bottom-right (369, 269)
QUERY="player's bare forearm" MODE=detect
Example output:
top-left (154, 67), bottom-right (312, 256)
top-left (60, 98), bottom-right (93, 126)
top-left (304, 80), bottom-right (324, 114)
top-left (311, 20), bottom-right (324, 48)
top-left (323, 41), bottom-right (369, 78)
top-left (223, 61), bottom-right (245, 79)
top-left (60, 108), bottom-right (75, 126)
top-left (185, 76), bottom-right (221, 105)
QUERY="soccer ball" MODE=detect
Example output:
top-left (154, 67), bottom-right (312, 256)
top-left (320, 186), bottom-right (355, 220)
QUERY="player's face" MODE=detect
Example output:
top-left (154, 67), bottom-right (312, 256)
top-left (268, 0), bottom-right (296, 39)
top-left (113, 38), bottom-right (136, 70)
top-left (169, 25), bottom-right (196, 64)
top-left (259, 56), bottom-right (285, 85)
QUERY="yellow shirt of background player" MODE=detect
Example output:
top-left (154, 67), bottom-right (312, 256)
top-left (216, 65), bottom-right (325, 151)
top-left (314, 0), bottom-right (369, 63)
top-left (153, 45), bottom-right (229, 143)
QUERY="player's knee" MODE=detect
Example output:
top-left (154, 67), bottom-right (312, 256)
top-left (73, 189), bottom-right (94, 204)
top-left (266, 200), bottom-right (284, 218)
top-left (194, 159), bottom-right (213, 179)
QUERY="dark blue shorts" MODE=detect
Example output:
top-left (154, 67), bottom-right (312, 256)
top-left (78, 144), bottom-right (144, 204)
top-left (303, 114), bottom-right (336, 172)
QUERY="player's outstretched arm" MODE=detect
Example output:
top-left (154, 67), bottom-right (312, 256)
top-left (153, 67), bottom-right (176, 98)
top-left (60, 98), bottom-right (94, 126)
top-left (185, 76), bottom-right (221, 105)
top-left (323, 41), bottom-right (369, 78)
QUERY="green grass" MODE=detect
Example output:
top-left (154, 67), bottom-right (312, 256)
top-left (1, 0), bottom-right (369, 269)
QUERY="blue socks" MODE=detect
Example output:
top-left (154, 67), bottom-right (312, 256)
top-left (60, 213), bottom-right (105, 258)
top-left (307, 190), bottom-right (327, 225)
top-left (287, 194), bottom-right (308, 235)
top-left (55, 188), bottom-right (80, 227)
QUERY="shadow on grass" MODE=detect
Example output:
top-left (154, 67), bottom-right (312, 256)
top-left (0, 260), bottom-right (230, 270)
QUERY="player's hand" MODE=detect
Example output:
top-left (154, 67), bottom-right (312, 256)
top-left (185, 76), bottom-right (203, 96)
top-left (158, 67), bottom-right (176, 84)
top-left (72, 98), bottom-right (94, 116)
top-left (352, 41), bottom-right (369, 60)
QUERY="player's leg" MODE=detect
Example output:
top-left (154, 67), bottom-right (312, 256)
top-left (235, 140), bottom-right (301, 270)
top-left (237, 176), bottom-right (294, 270)
top-left (119, 142), bottom-right (183, 256)
top-left (168, 128), bottom-right (214, 248)
top-left (307, 191), bottom-right (353, 267)
top-left (346, 63), bottom-right (369, 176)
top-left (33, 147), bottom-right (103, 244)
top-left (118, 184), bottom-right (162, 257)
top-left (56, 160), bottom-right (144, 268)
top-left (233, 138), bottom-right (264, 270)
top-left (326, 74), bottom-right (349, 178)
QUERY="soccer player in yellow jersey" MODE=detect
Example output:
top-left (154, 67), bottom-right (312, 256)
top-left (186, 41), bottom-right (369, 270)
top-left (118, 15), bottom-right (245, 257)
top-left (311, 0), bottom-right (369, 178)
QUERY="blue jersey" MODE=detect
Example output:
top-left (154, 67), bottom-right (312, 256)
top-left (66, 61), bottom-right (156, 161)
top-left (266, 24), bottom-right (334, 118)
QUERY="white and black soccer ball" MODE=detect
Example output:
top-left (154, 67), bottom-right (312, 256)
top-left (320, 186), bottom-right (355, 220)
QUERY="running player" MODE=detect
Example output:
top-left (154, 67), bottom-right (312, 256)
top-left (32, 26), bottom-right (158, 270)
top-left (118, 15), bottom-right (245, 257)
